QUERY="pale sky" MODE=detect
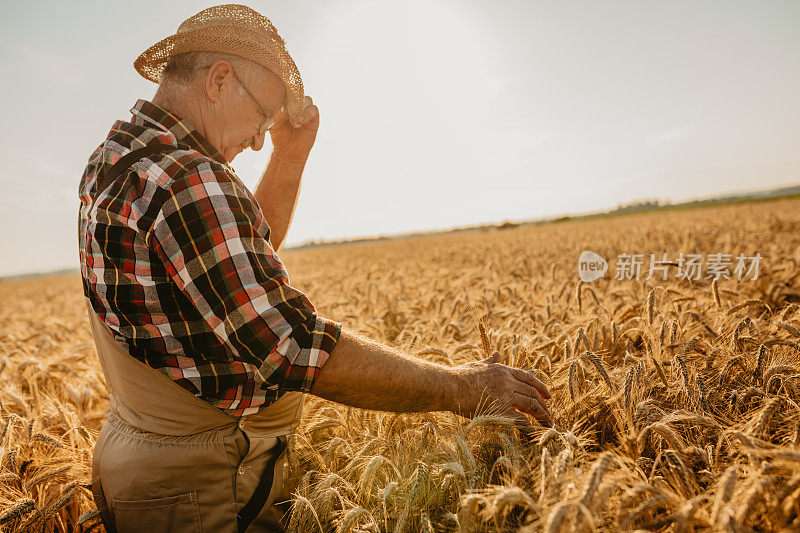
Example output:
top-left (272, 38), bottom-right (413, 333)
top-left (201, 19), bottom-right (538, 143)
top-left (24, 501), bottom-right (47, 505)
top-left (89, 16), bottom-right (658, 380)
top-left (1, 1), bottom-right (798, 277)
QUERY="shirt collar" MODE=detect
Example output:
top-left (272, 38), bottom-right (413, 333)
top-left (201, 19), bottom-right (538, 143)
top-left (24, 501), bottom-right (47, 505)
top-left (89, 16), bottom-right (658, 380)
top-left (129, 99), bottom-right (230, 168)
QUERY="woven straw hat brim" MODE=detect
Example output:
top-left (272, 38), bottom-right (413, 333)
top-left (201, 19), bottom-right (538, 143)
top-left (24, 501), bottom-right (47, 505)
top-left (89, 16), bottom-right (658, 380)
top-left (134, 25), bottom-right (305, 128)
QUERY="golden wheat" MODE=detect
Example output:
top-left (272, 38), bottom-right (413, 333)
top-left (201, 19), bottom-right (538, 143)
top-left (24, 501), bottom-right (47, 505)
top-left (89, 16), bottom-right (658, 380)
top-left (2, 197), bottom-right (800, 531)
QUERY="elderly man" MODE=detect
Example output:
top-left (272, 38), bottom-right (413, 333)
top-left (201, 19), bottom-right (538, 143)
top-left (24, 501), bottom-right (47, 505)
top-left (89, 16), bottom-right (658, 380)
top-left (78, 4), bottom-right (552, 532)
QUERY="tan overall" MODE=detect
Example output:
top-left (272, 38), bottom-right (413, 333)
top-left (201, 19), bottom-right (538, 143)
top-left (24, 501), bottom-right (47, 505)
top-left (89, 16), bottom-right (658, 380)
top-left (84, 296), bottom-right (305, 532)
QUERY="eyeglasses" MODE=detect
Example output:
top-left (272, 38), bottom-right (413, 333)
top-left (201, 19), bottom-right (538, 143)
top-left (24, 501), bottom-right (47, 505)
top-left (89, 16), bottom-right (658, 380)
top-left (231, 70), bottom-right (276, 136)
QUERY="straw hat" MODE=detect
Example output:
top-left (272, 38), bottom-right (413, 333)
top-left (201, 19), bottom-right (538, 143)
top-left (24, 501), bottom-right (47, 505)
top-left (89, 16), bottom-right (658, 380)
top-left (134, 4), bottom-right (305, 127)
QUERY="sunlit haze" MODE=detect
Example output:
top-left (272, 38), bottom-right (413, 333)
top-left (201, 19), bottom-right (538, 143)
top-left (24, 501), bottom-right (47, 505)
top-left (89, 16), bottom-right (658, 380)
top-left (1, 0), bottom-right (798, 277)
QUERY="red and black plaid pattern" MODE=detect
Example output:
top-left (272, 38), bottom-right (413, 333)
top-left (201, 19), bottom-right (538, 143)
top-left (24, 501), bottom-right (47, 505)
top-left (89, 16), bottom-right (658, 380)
top-left (78, 99), bottom-right (341, 416)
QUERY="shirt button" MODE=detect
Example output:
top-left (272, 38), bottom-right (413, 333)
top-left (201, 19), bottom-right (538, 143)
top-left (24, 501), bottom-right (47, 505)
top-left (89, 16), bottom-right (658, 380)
top-left (238, 420), bottom-right (246, 430)
top-left (238, 464), bottom-right (249, 475)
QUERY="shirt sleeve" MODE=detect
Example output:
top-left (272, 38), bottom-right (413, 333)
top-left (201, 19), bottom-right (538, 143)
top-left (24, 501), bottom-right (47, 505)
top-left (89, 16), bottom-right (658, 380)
top-left (147, 161), bottom-right (342, 394)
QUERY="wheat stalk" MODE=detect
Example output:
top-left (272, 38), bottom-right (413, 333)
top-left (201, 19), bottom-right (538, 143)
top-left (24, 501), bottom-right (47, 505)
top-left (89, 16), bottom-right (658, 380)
top-left (583, 351), bottom-right (615, 392)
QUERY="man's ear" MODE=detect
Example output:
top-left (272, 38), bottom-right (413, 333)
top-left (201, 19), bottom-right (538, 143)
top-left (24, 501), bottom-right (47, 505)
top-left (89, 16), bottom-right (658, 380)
top-left (206, 60), bottom-right (233, 104)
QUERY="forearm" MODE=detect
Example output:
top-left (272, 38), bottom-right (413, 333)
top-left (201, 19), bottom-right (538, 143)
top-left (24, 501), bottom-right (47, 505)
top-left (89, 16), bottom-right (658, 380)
top-left (252, 154), bottom-right (306, 252)
top-left (310, 328), bottom-right (467, 414)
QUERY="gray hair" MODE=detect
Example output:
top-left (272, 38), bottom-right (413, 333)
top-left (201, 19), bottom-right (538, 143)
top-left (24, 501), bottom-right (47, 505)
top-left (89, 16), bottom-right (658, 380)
top-left (158, 51), bottom-right (266, 101)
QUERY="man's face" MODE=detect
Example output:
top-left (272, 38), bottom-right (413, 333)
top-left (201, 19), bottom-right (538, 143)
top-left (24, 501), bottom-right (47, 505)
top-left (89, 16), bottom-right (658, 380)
top-left (206, 61), bottom-right (286, 163)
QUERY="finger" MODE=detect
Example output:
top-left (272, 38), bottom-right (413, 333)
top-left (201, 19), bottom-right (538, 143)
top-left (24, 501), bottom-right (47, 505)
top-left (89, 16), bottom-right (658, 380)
top-left (516, 384), bottom-right (553, 420)
top-left (512, 391), bottom-right (552, 427)
top-left (513, 383), bottom-right (551, 417)
top-left (511, 367), bottom-right (552, 399)
top-left (300, 104), bottom-right (319, 125)
top-left (479, 350), bottom-right (501, 365)
top-left (271, 106), bottom-right (290, 129)
top-left (297, 96), bottom-right (314, 123)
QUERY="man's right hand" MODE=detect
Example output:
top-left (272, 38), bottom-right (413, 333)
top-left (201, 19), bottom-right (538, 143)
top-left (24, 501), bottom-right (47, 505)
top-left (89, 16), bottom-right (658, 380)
top-left (309, 329), bottom-right (553, 437)
top-left (452, 350), bottom-right (553, 435)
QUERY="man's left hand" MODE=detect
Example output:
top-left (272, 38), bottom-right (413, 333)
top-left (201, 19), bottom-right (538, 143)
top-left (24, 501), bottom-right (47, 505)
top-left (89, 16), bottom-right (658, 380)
top-left (269, 95), bottom-right (319, 165)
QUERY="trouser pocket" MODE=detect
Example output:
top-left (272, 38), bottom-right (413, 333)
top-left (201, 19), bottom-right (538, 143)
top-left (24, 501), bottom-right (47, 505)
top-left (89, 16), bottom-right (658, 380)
top-left (96, 414), bottom-right (240, 532)
top-left (112, 492), bottom-right (201, 533)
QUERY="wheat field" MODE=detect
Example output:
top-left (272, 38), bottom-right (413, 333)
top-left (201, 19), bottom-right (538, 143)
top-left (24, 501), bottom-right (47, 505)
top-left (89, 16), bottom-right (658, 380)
top-left (1, 197), bottom-right (800, 532)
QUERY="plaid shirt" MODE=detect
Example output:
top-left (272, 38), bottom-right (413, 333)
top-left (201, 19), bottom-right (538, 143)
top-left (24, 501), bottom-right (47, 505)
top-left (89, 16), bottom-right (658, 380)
top-left (78, 99), bottom-right (341, 416)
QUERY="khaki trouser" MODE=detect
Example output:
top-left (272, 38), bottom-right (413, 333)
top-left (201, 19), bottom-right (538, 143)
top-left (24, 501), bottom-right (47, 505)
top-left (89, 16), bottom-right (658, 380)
top-left (84, 297), bottom-right (304, 532)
